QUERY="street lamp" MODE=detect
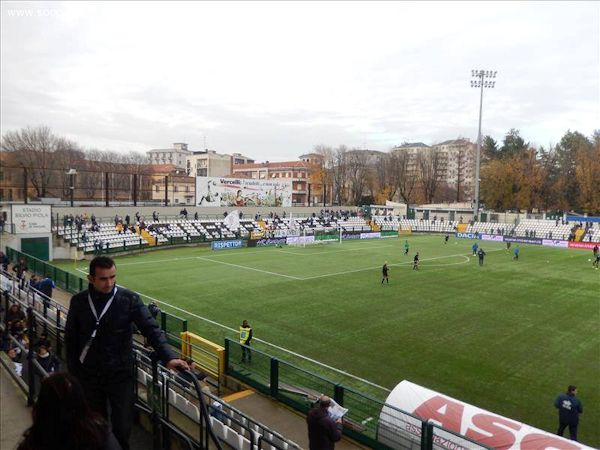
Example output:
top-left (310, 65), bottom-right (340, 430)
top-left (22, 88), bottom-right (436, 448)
top-left (470, 69), bottom-right (497, 221)
top-left (66, 168), bottom-right (77, 207)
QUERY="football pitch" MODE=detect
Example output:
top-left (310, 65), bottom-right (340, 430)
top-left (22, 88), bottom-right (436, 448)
top-left (59, 235), bottom-right (600, 446)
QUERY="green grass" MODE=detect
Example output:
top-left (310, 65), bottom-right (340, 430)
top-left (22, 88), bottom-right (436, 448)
top-left (56, 236), bottom-right (600, 447)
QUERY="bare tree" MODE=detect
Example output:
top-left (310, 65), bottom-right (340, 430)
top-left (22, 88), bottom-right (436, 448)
top-left (1, 126), bottom-right (81, 198)
top-left (417, 149), bottom-right (443, 203)
top-left (390, 151), bottom-right (417, 206)
top-left (331, 146), bottom-right (349, 205)
top-left (346, 150), bottom-right (369, 205)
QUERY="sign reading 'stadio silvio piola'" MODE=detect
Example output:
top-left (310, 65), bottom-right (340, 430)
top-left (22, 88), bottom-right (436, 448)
top-left (378, 381), bottom-right (594, 450)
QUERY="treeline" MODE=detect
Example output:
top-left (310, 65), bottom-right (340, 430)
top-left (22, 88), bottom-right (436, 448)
top-left (1, 126), bottom-right (149, 198)
top-left (480, 129), bottom-right (599, 214)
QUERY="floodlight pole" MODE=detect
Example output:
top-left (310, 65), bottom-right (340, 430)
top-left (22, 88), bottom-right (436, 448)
top-left (470, 69), bottom-right (497, 221)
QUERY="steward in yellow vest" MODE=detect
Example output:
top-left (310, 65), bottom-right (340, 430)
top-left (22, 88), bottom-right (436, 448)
top-left (239, 320), bottom-right (252, 363)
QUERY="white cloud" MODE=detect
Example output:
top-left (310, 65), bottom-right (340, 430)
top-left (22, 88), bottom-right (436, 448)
top-left (1, 1), bottom-right (598, 161)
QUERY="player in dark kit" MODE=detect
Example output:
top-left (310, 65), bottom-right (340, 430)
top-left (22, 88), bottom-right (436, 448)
top-left (593, 254), bottom-right (600, 270)
top-left (444, 234), bottom-right (449, 244)
top-left (413, 253), bottom-right (419, 270)
top-left (381, 262), bottom-right (389, 284)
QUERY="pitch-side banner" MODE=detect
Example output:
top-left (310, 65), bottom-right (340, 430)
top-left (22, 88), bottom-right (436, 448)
top-left (196, 177), bottom-right (292, 207)
top-left (568, 241), bottom-right (600, 250)
top-left (381, 380), bottom-right (594, 450)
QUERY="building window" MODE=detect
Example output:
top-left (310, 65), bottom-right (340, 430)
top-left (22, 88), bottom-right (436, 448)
top-left (197, 168), bottom-right (207, 177)
top-left (174, 186), bottom-right (178, 193)
top-left (155, 185), bottom-right (159, 192)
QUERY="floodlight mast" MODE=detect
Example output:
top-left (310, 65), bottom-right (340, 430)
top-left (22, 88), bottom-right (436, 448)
top-left (470, 69), bottom-right (497, 221)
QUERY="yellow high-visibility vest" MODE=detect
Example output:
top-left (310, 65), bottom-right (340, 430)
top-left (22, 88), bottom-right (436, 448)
top-left (240, 326), bottom-right (251, 344)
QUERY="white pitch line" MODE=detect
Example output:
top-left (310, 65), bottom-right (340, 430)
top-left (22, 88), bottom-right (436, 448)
top-left (275, 244), bottom-right (393, 256)
top-left (301, 251), bottom-right (490, 280)
top-left (116, 256), bottom-right (199, 267)
top-left (132, 291), bottom-right (391, 393)
top-left (195, 256), bottom-right (303, 280)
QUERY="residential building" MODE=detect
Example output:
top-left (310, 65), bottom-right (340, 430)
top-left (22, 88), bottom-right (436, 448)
top-left (149, 164), bottom-right (195, 206)
top-left (187, 150), bottom-right (232, 178)
top-left (392, 139), bottom-right (476, 200)
top-left (147, 143), bottom-right (192, 171)
top-left (231, 153), bottom-right (255, 165)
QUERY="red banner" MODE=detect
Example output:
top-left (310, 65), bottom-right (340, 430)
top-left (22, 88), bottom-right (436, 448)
top-left (568, 241), bottom-right (600, 250)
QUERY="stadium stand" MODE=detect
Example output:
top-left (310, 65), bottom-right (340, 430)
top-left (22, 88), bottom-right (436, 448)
top-left (0, 269), bottom-right (304, 450)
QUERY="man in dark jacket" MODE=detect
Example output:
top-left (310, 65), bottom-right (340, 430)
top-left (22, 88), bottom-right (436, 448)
top-left (65, 256), bottom-right (188, 450)
top-left (554, 385), bottom-right (583, 441)
top-left (307, 396), bottom-right (342, 450)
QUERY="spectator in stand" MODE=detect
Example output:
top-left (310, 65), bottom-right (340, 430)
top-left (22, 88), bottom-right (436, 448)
top-left (194, 211), bottom-right (199, 220)
top-left (35, 332), bottom-right (52, 351)
top-left (6, 303), bottom-right (26, 332)
top-left (0, 251), bottom-right (9, 271)
top-left (17, 373), bottom-right (122, 450)
top-left (36, 343), bottom-right (59, 374)
top-left (37, 276), bottom-right (56, 300)
top-left (65, 256), bottom-right (188, 450)
top-left (13, 257), bottom-right (28, 287)
top-left (125, 214), bottom-right (130, 227)
top-left (307, 395), bottom-right (342, 450)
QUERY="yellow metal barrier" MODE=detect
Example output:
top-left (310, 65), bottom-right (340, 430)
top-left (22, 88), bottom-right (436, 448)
top-left (575, 229), bottom-right (585, 242)
top-left (180, 331), bottom-right (225, 380)
top-left (457, 224), bottom-right (468, 233)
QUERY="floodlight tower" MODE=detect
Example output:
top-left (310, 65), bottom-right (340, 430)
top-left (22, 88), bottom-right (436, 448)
top-left (470, 69), bottom-right (497, 220)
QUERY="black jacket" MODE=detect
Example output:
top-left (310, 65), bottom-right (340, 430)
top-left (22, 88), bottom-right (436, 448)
top-left (307, 406), bottom-right (342, 450)
top-left (65, 285), bottom-right (175, 380)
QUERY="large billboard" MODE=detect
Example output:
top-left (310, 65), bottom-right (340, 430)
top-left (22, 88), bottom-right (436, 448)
top-left (196, 177), bottom-right (292, 207)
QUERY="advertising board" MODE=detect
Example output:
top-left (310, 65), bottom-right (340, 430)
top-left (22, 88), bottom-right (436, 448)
top-left (380, 380), bottom-right (594, 450)
top-left (504, 236), bottom-right (543, 245)
top-left (211, 240), bottom-right (244, 250)
top-left (568, 241), bottom-right (600, 250)
top-left (479, 234), bottom-right (504, 242)
top-left (196, 177), bottom-right (292, 207)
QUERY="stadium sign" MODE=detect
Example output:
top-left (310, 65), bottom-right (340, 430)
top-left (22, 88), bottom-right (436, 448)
top-left (504, 236), bottom-right (542, 245)
top-left (542, 239), bottom-right (569, 248)
top-left (455, 232), bottom-right (478, 239)
top-left (380, 381), bottom-right (594, 450)
top-left (196, 176), bottom-right (292, 207)
top-left (568, 241), bottom-right (600, 250)
top-left (360, 232), bottom-right (381, 239)
top-left (479, 234), bottom-right (504, 241)
top-left (342, 233), bottom-right (360, 240)
top-left (247, 237), bottom-right (287, 247)
top-left (11, 204), bottom-right (51, 234)
top-left (211, 239), bottom-right (244, 250)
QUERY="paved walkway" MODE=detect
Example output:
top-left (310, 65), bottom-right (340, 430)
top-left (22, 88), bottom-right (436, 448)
top-left (228, 392), bottom-right (369, 450)
top-left (0, 367), bottom-right (31, 450)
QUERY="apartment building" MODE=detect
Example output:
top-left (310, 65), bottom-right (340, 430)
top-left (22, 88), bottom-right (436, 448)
top-left (393, 139), bottom-right (476, 200)
top-left (147, 143), bottom-right (191, 171)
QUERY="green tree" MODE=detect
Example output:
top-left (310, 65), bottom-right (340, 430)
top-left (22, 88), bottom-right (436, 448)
top-left (554, 130), bottom-right (593, 211)
top-left (499, 129), bottom-right (528, 159)
top-left (482, 135), bottom-right (499, 160)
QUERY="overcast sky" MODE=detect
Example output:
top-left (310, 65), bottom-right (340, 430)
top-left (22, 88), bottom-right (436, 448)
top-left (1, 1), bottom-right (598, 161)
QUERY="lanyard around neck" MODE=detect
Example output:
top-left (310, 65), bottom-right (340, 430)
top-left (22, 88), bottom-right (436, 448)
top-left (79, 287), bottom-right (118, 364)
